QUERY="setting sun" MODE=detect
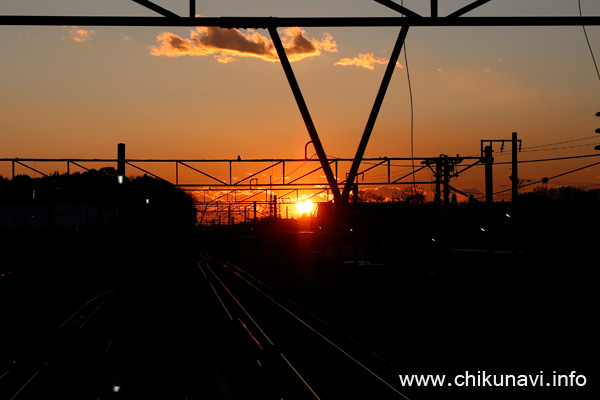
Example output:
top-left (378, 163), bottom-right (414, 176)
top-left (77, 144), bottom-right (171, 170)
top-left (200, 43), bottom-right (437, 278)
top-left (296, 200), bottom-right (314, 215)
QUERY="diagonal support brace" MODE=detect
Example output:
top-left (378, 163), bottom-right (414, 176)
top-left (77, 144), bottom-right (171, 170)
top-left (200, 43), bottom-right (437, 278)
top-left (131, 0), bottom-right (180, 18)
top-left (447, 0), bottom-right (491, 18)
top-left (268, 27), bottom-right (341, 202)
top-left (373, 0), bottom-right (422, 18)
top-left (342, 25), bottom-right (410, 201)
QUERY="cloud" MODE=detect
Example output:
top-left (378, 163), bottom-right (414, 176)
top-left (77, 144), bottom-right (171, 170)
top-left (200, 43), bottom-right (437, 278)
top-left (65, 27), bottom-right (96, 43)
top-left (150, 26), bottom-right (337, 63)
top-left (334, 53), bottom-right (395, 70)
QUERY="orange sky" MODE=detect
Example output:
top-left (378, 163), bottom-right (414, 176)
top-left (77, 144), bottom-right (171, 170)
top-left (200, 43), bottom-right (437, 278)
top-left (1, 1), bottom-right (600, 199)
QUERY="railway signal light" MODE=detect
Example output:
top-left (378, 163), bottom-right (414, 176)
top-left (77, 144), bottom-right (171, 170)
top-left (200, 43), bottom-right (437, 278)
top-left (117, 142), bottom-right (125, 184)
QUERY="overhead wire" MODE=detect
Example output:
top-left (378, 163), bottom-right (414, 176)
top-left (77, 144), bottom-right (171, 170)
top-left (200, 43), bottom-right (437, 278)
top-left (520, 142), bottom-right (600, 154)
top-left (523, 135), bottom-right (599, 150)
top-left (463, 135), bottom-right (600, 159)
top-left (401, 0), bottom-right (416, 190)
top-left (494, 152), bottom-right (600, 165)
top-left (270, 152), bottom-right (317, 184)
top-left (578, 0), bottom-right (600, 83)
top-left (500, 158), bottom-right (600, 196)
top-left (294, 0), bottom-right (599, 196)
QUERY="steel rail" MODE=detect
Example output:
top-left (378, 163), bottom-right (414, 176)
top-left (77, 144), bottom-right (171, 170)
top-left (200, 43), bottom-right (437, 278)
top-left (216, 261), bottom-right (411, 399)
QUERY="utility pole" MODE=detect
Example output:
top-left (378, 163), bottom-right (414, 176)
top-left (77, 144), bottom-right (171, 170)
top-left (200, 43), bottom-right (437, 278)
top-left (484, 146), bottom-right (493, 204)
top-left (423, 155), bottom-right (464, 206)
top-left (117, 143), bottom-right (125, 228)
top-left (442, 156), bottom-right (451, 205)
top-left (117, 143), bottom-right (125, 184)
top-left (511, 132), bottom-right (519, 203)
top-left (481, 134), bottom-right (521, 204)
top-left (435, 158), bottom-right (442, 203)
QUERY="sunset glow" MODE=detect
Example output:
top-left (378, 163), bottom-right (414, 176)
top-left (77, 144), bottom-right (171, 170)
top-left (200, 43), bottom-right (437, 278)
top-left (1, 1), bottom-right (600, 198)
top-left (296, 200), bottom-right (314, 215)
top-left (1, 5), bottom-right (598, 399)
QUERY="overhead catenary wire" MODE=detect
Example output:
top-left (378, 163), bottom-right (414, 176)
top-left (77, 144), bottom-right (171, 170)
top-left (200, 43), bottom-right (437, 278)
top-left (495, 152), bottom-right (600, 165)
top-left (326, 149), bottom-right (600, 187)
top-left (522, 135), bottom-right (599, 150)
top-left (335, 152), bottom-right (600, 195)
top-left (473, 157), bottom-right (600, 200)
top-left (579, 0), bottom-right (600, 83)
top-left (479, 145), bottom-right (596, 161)
top-left (520, 142), bottom-right (600, 153)
top-left (462, 135), bottom-right (600, 159)
top-left (405, 41), bottom-right (416, 189)
top-left (401, 0), bottom-right (416, 190)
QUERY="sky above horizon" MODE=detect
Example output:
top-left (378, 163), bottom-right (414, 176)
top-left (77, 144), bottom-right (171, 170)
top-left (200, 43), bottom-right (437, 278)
top-left (1, 1), bottom-right (600, 198)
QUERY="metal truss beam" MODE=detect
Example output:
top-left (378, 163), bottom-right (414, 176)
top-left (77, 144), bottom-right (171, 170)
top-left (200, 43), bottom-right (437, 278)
top-left (126, 161), bottom-right (170, 182)
top-left (3, 157), bottom-right (438, 185)
top-left (373, 1), bottom-right (422, 18)
top-left (342, 25), bottom-right (409, 201)
top-left (179, 161), bottom-right (227, 185)
top-left (268, 27), bottom-right (342, 202)
top-left (4, 7), bottom-right (600, 205)
top-left (431, 0), bottom-right (438, 18)
top-left (447, 0), bottom-right (492, 18)
top-left (234, 161), bottom-right (282, 186)
top-left (13, 160), bottom-right (49, 177)
top-left (131, 0), bottom-right (180, 18)
top-left (1, 16), bottom-right (600, 27)
top-left (189, 0), bottom-right (195, 19)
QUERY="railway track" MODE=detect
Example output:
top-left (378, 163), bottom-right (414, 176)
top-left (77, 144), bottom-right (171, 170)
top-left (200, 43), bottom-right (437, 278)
top-left (198, 249), bottom-right (443, 400)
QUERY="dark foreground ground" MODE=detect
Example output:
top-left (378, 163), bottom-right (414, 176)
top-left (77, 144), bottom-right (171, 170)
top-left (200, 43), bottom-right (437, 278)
top-left (1, 210), bottom-right (599, 399)
top-left (0, 227), bottom-right (274, 399)
top-left (206, 214), bottom-right (600, 400)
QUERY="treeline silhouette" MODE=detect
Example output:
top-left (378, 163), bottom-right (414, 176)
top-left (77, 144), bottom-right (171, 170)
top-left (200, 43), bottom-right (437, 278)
top-left (517, 186), bottom-right (600, 243)
top-left (0, 168), bottom-right (197, 230)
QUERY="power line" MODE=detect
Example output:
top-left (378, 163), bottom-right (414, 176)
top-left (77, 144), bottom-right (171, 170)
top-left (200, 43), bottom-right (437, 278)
top-left (495, 151), bottom-right (600, 165)
top-left (579, 0), bottom-right (600, 82)
top-left (520, 142), bottom-right (600, 153)
top-left (466, 136), bottom-right (599, 158)
top-left (271, 152), bottom-right (317, 184)
top-left (328, 152), bottom-right (600, 182)
top-left (521, 159), bottom-right (600, 189)
top-left (475, 157), bottom-right (600, 199)
top-left (401, 0), bottom-right (416, 189)
top-left (522, 135), bottom-right (599, 150)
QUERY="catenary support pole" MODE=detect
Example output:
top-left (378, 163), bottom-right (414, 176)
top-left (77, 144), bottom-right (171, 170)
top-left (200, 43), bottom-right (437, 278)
top-left (484, 145), bottom-right (493, 203)
top-left (512, 131), bottom-right (518, 203)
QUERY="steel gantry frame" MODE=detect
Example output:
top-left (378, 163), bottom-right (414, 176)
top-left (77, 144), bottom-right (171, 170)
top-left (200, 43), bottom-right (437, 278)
top-left (2, 0), bottom-right (600, 204)
top-left (0, 155), bottom-right (446, 225)
top-left (1, 156), bottom-right (440, 188)
top-left (1, 153), bottom-right (486, 225)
